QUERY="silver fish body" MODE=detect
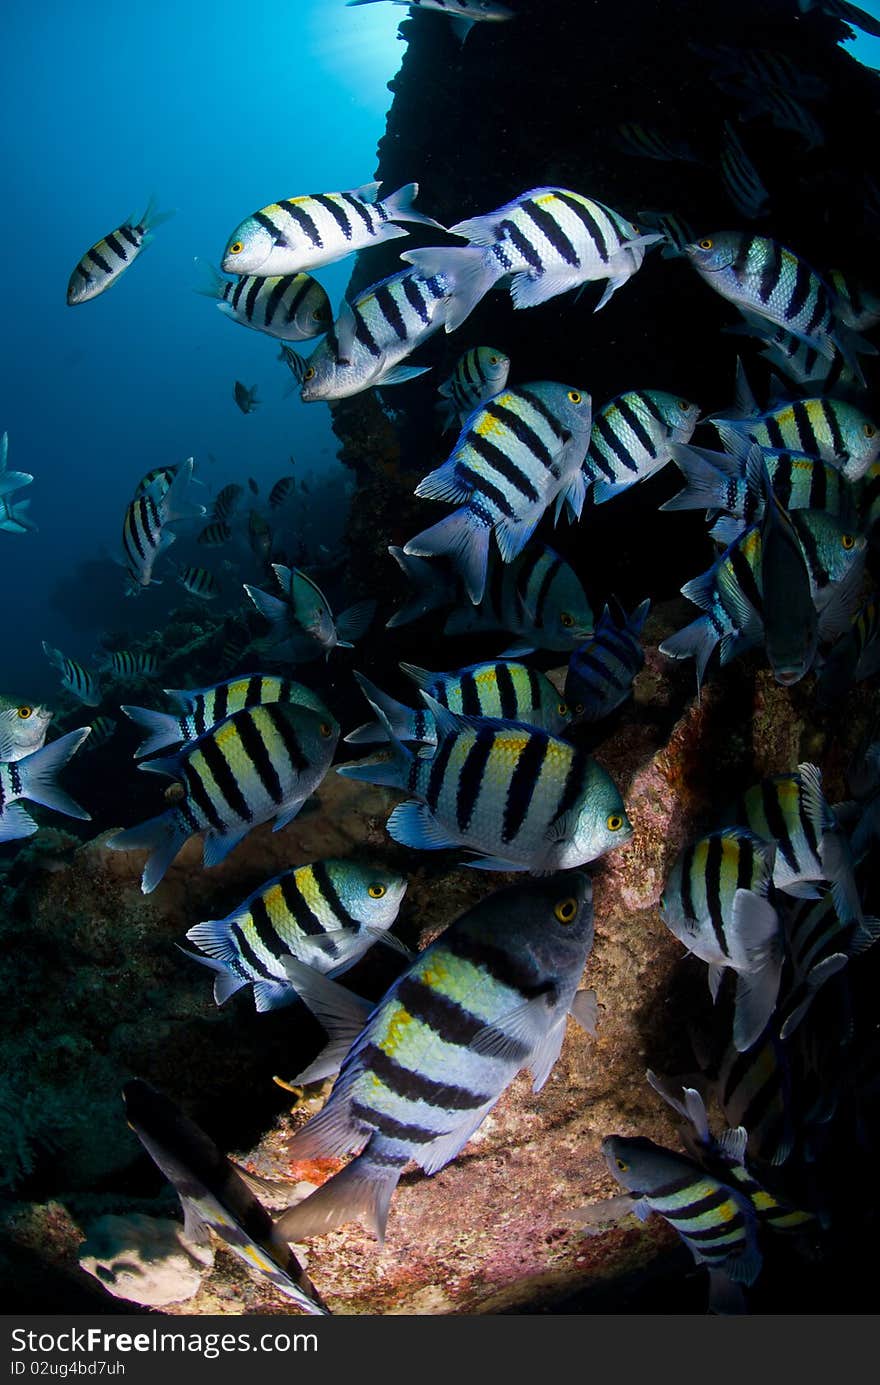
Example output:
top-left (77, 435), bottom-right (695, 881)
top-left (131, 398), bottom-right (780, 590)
top-left (67, 198), bottom-right (173, 305)
top-left (197, 264), bottom-right (330, 341)
top-left (0, 696), bottom-right (52, 762)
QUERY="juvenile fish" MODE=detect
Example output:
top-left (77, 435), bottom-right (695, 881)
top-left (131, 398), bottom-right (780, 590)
top-left (274, 874), bottom-right (596, 1243)
top-left (0, 727), bottom-right (91, 843)
top-left (269, 477), bottom-right (295, 509)
top-left (198, 521), bottom-right (232, 547)
top-left (585, 389), bottom-right (700, 505)
top-left (176, 565), bottom-right (219, 599)
top-left (402, 187), bottom-right (660, 332)
top-left (122, 458), bottom-right (206, 591)
top-left (213, 483), bottom-right (243, 521)
top-left (107, 702), bottom-right (340, 893)
top-left (339, 677), bottom-right (632, 872)
top-left (121, 672), bottom-right (332, 759)
top-left (0, 696), bottom-right (52, 763)
top-left (404, 382), bottom-right (592, 604)
top-left (67, 198), bottom-right (173, 305)
top-left (233, 382), bottom-right (259, 414)
top-left (442, 543), bottom-right (594, 654)
top-left (344, 661), bottom-right (571, 745)
top-left (42, 642), bottom-right (101, 708)
top-left (105, 650), bottom-right (160, 678)
top-left (183, 859), bottom-right (408, 1011)
top-left (222, 181), bottom-right (442, 278)
top-left (196, 263), bottom-right (331, 341)
top-left (660, 829), bottom-right (782, 1051)
top-left (436, 347), bottom-right (511, 431)
top-left (283, 267), bottom-right (452, 400)
top-left (82, 716), bottom-right (116, 752)
top-left (244, 565), bottom-right (375, 661)
top-left (565, 598), bottom-right (650, 721)
top-left (122, 1080), bottom-right (327, 1316)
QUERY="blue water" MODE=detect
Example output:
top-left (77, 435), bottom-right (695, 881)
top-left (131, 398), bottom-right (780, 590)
top-left (1, 2), bottom-right (402, 696)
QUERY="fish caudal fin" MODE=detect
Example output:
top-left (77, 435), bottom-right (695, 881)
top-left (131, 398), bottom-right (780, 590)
top-left (404, 509), bottom-right (491, 605)
top-left (120, 704), bottom-right (182, 758)
top-left (275, 1146), bottom-right (402, 1245)
top-left (382, 182), bottom-right (446, 231)
top-left (400, 245), bottom-right (503, 333)
top-left (106, 809), bottom-right (189, 894)
top-left (16, 728), bottom-right (91, 820)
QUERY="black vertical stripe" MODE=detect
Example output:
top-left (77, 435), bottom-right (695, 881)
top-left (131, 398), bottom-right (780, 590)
top-left (554, 191), bottom-right (610, 262)
top-left (554, 745), bottom-right (590, 822)
top-left (279, 871), bottom-right (325, 936)
top-left (617, 394), bottom-right (658, 459)
top-left (310, 859), bottom-right (350, 927)
top-left (231, 277), bottom-right (249, 309)
top-left (452, 931), bottom-right (553, 1000)
top-left (761, 782), bottom-right (798, 873)
top-left (525, 665), bottom-right (543, 713)
top-left (198, 734), bottom-right (254, 822)
top-left (495, 661), bottom-right (518, 719)
top-left (278, 200), bottom-right (323, 248)
top-left (502, 733), bottom-right (547, 842)
top-left (183, 758), bottom-right (226, 831)
top-left (375, 283), bottom-right (408, 341)
top-left (312, 194), bottom-right (353, 241)
top-left (264, 275), bottom-right (292, 326)
top-left (465, 431), bottom-right (541, 502)
top-left (213, 683), bottom-right (230, 724)
top-left (244, 675), bottom-right (264, 709)
top-left (758, 240), bottom-right (782, 306)
top-left (425, 735), bottom-right (456, 812)
top-left (456, 462), bottom-right (520, 517)
top-left (787, 257), bottom-right (812, 323)
top-left (265, 703), bottom-right (309, 775)
top-left (704, 835), bottom-right (729, 956)
top-left (456, 728), bottom-right (495, 831)
top-left (679, 844), bottom-right (696, 922)
top-left (521, 199), bottom-right (579, 265)
top-left (459, 672), bottom-right (481, 717)
top-left (340, 192), bottom-right (374, 234)
top-left (231, 919), bottom-right (275, 979)
top-left (735, 835), bottom-right (755, 892)
top-left (499, 219), bottom-right (543, 272)
top-left (87, 245), bottom-right (113, 275)
top-left (105, 232), bottom-right (127, 262)
top-left (402, 273), bottom-right (430, 324)
top-left (484, 400), bottom-right (555, 470)
top-left (245, 276), bottom-right (262, 322)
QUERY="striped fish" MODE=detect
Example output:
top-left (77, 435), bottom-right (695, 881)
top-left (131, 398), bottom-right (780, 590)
top-left (81, 715), bottom-right (116, 752)
top-left (196, 263), bottom-right (330, 341)
top-left (585, 389), bottom-right (700, 505)
top-left (67, 198), bottom-right (174, 305)
top-left (637, 209), bottom-right (696, 260)
top-left (273, 874), bottom-right (596, 1243)
top-left (602, 1135), bottom-right (762, 1292)
top-left (344, 662), bottom-right (571, 746)
top-left (615, 123), bottom-right (703, 163)
top-left (712, 397), bottom-right (880, 481)
top-left (339, 676), bottom-right (631, 871)
top-left (565, 598), bottom-right (650, 721)
top-left (134, 464), bottom-right (177, 499)
top-left (0, 696), bottom-right (52, 763)
top-left (198, 521), bottom-right (232, 547)
top-left (719, 122), bottom-right (769, 220)
top-left (122, 1080), bottom-right (327, 1316)
top-left (724, 763), bottom-right (862, 924)
top-left (402, 186), bottom-right (661, 332)
top-left (107, 702), bottom-right (340, 893)
top-left (443, 543), bottom-right (594, 654)
top-left (0, 727), bottom-right (91, 843)
top-left (662, 443), bottom-right (858, 531)
top-left (660, 828), bottom-right (782, 1051)
top-left (685, 234), bottom-right (871, 377)
top-left (221, 181), bottom-right (442, 278)
top-left (645, 1076), bottom-right (813, 1235)
top-left (104, 651), bottom-right (158, 678)
top-left (436, 347), bottom-right (511, 431)
top-left (725, 313), bottom-right (857, 390)
top-left (284, 267), bottom-right (453, 400)
top-left (706, 1032), bottom-right (794, 1166)
top-left (176, 565), bottom-right (219, 599)
top-left (41, 642), bottom-right (101, 708)
top-left (778, 891), bottom-right (880, 1040)
top-left (121, 672), bottom-right (333, 759)
top-left (122, 458), bottom-right (205, 591)
top-left (183, 858), bottom-right (408, 1011)
top-left (269, 477), bottom-right (295, 509)
top-left (405, 382), bottom-right (593, 605)
top-left (244, 565), bottom-right (375, 661)
top-left (737, 84), bottom-right (825, 152)
top-left (213, 483), bottom-right (243, 521)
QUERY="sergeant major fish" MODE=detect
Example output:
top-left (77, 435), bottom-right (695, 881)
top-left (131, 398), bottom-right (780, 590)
top-left (436, 347), bottom-right (511, 431)
top-left (41, 643), bottom-right (101, 708)
top-left (585, 389), bottom-right (700, 506)
top-left (67, 198), bottom-right (174, 305)
top-left (176, 565), bottom-right (219, 599)
top-left (441, 544), bottom-right (594, 655)
top-left (404, 382), bottom-right (593, 605)
top-left (0, 433), bottom-right (35, 534)
top-left (122, 1080), bottom-right (327, 1316)
top-left (402, 187), bottom-right (661, 332)
top-left (273, 874), bottom-right (597, 1243)
top-left (183, 858), bottom-right (408, 1012)
top-left (0, 727), bottom-right (91, 843)
top-left (107, 703), bottom-right (339, 893)
top-left (121, 458), bottom-right (206, 591)
top-left (711, 397), bottom-right (880, 482)
top-left (222, 181), bottom-right (442, 278)
top-left (195, 263), bottom-right (331, 341)
top-left (565, 598), bottom-right (650, 721)
top-left (0, 696), bottom-right (52, 763)
top-left (339, 675), bottom-right (632, 872)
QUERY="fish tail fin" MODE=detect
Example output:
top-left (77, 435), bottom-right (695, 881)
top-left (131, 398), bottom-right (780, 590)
top-left (404, 509), bottom-right (490, 605)
top-left (16, 728), bottom-right (91, 819)
top-left (660, 444), bottom-right (729, 511)
top-left (336, 676), bottom-right (413, 788)
top-left (400, 245), bottom-right (503, 332)
top-left (658, 616), bottom-right (719, 696)
top-left (176, 944), bottom-right (250, 1006)
top-left (106, 809), bottom-right (188, 894)
top-left (137, 196), bottom-right (176, 237)
top-left (120, 704), bottom-right (182, 759)
top-left (0, 495), bottom-right (37, 533)
top-left (382, 182), bottom-right (446, 231)
top-left (386, 546), bottom-right (455, 628)
top-left (162, 458), bottom-right (206, 524)
top-left (275, 1145), bottom-right (402, 1245)
top-left (344, 673), bottom-right (419, 745)
top-left (192, 259), bottom-right (227, 300)
top-left (243, 581), bottom-right (290, 634)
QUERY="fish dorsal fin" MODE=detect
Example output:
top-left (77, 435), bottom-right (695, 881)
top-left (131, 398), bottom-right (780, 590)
top-left (399, 661), bottom-right (437, 691)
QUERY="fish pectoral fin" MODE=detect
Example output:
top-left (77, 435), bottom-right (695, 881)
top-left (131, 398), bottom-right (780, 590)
top-left (569, 987), bottom-right (599, 1036)
top-left (707, 962), bottom-right (725, 1002)
top-left (469, 990), bottom-right (557, 1062)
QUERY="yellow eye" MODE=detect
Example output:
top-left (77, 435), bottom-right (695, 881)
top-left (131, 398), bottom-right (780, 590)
top-left (568, 390), bottom-right (582, 404)
top-left (557, 702), bottom-right (568, 716)
top-left (842, 533), bottom-right (856, 550)
top-left (607, 814), bottom-right (624, 832)
top-left (229, 241), bottom-right (243, 255)
top-left (304, 367), bottom-right (316, 381)
top-left (368, 883), bottom-right (386, 898)
top-left (616, 1157), bottom-right (629, 1172)
top-left (864, 424), bottom-right (876, 438)
top-left (677, 400), bottom-right (689, 411)
top-left (554, 897), bottom-right (578, 924)
top-left (489, 355), bottom-right (499, 364)
top-left (698, 238), bottom-right (713, 250)
top-left (319, 722), bottom-right (333, 737)
top-left (560, 612), bottom-right (574, 628)
top-left (17, 706), bottom-right (32, 719)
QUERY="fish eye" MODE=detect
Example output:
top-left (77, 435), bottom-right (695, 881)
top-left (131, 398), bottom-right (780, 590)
top-left (368, 883), bottom-right (387, 898)
top-left (488, 354), bottom-right (499, 364)
top-left (864, 424), bottom-right (876, 438)
top-left (17, 706), bottom-right (32, 719)
top-left (554, 896), bottom-right (578, 924)
top-left (557, 702), bottom-right (568, 716)
top-left (319, 721), bottom-right (334, 737)
top-left (574, 703), bottom-right (584, 715)
top-left (698, 238), bottom-right (713, 250)
top-left (616, 1157), bottom-right (629, 1172)
top-left (560, 612), bottom-right (574, 627)
top-left (607, 814), bottom-right (624, 832)
top-left (229, 241), bottom-right (244, 255)
top-left (312, 307), bottom-right (327, 321)
top-left (304, 367), bottom-right (316, 381)
top-left (568, 390), bottom-right (582, 404)
top-left (677, 399), bottom-right (689, 411)
top-left (842, 533), bottom-right (856, 550)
